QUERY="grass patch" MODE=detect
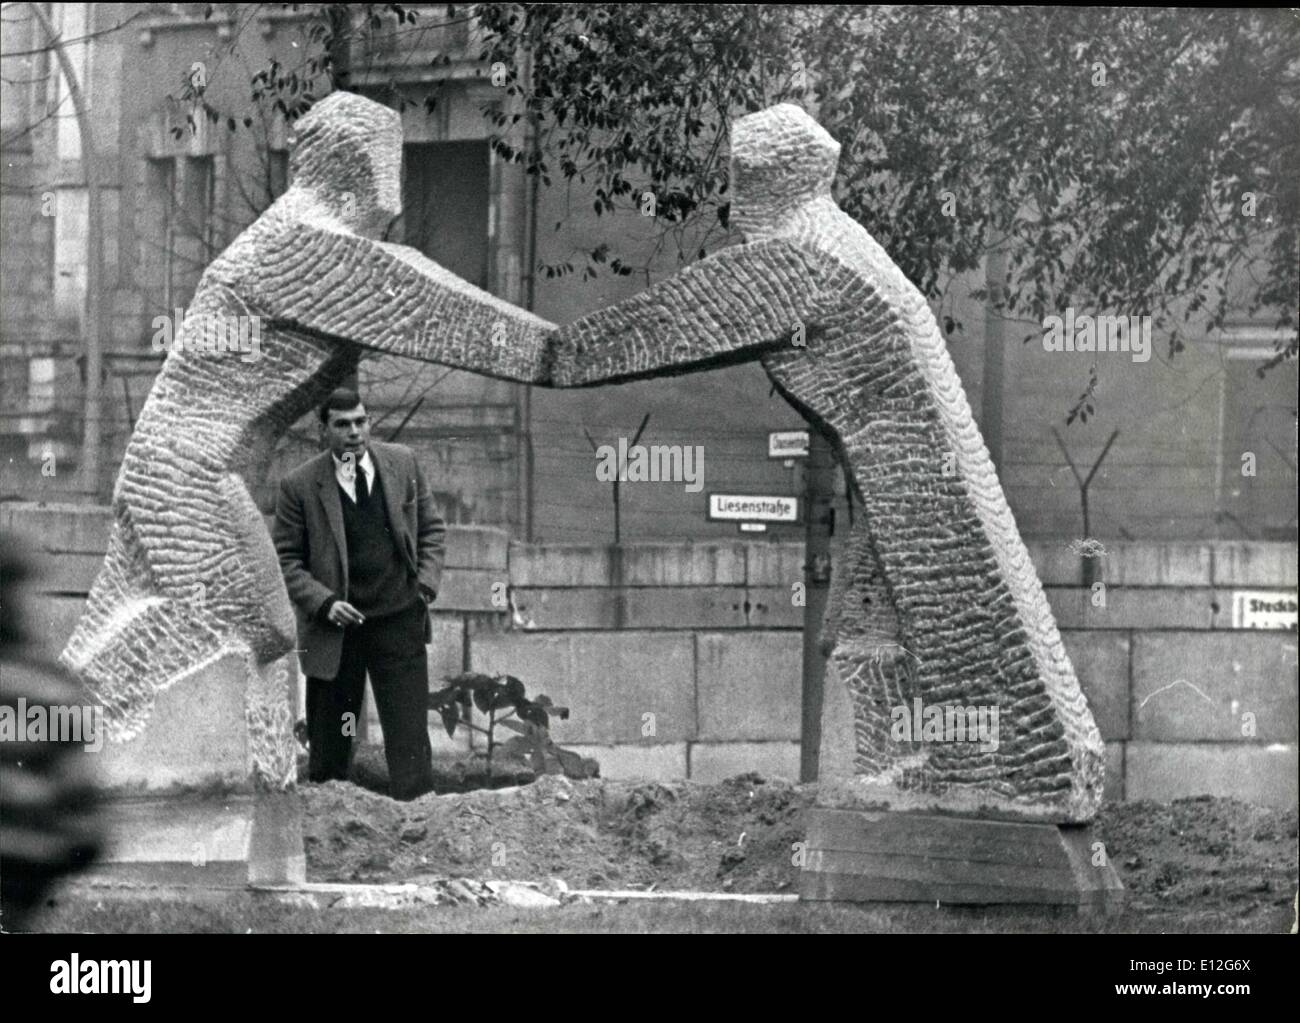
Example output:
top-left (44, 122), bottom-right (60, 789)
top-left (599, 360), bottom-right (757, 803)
top-left (28, 888), bottom-right (1294, 934)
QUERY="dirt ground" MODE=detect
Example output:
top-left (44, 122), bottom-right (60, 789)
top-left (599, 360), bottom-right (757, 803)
top-left (302, 769), bottom-right (1298, 930)
top-left (306, 771), bottom-right (806, 893)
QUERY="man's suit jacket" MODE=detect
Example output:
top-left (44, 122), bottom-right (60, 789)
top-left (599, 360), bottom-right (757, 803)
top-left (271, 440), bottom-right (447, 680)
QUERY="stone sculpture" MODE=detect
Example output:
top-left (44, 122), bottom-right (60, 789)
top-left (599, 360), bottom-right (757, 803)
top-left (61, 91), bottom-right (554, 787)
top-left (61, 90), bottom-right (1112, 898)
top-left (550, 104), bottom-right (1105, 826)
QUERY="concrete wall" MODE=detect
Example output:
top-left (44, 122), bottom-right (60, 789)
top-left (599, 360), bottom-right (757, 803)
top-left (5, 501), bottom-right (1296, 807)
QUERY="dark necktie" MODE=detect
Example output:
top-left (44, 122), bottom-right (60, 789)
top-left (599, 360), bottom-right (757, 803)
top-left (355, 463), bottom-right (370, 505)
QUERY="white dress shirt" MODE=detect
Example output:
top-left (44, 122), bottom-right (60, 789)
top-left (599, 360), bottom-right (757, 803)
top-left (333, 449), bottom-right (375, 503)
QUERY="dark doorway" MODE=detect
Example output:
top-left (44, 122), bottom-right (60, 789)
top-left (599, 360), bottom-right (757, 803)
top-left (399, 140), bottom-right (490, 289)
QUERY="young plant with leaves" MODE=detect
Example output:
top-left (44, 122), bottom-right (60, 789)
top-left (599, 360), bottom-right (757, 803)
top-left (429, 672), bottom-right (595, 780)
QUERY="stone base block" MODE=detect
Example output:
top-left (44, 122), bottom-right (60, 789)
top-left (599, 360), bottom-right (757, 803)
top-left (82, 793), bottom-right (304, 887)
top-left (99, 648), bottom-right (297, 793)
top-left (798, 808), bottom-right (1124, 912)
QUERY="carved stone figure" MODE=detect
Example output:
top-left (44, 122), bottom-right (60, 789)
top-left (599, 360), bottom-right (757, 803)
top-left (552, 104), bottom-right (1105, 824)
top-left (61, 91), bottom-right (553, 786)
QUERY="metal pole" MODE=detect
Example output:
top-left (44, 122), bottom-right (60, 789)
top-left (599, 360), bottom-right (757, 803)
top-left (800, 427), bottom-right (835, 782)
top-left (520, 22), bottom-right (542, 542)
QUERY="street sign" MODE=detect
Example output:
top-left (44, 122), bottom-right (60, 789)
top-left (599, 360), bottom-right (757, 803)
top-left (708, 493), bottom-right (799, 523)
top-left (1230, 590), bottom-right (1298, 629)
top-left (768, 430), bottom-right (810, 459)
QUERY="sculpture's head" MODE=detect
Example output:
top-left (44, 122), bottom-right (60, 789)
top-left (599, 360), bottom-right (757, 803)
top-left (729, 104), bottom-right (840, 239)
top-left (289, 91), bottom-right (402, 237)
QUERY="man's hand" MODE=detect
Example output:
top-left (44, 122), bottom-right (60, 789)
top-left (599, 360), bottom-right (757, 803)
top-left (326, 601), bottom-right (366, 627)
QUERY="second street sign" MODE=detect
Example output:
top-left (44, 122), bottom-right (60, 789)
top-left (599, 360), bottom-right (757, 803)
top-left (768, 430), bottom-right (810, 459)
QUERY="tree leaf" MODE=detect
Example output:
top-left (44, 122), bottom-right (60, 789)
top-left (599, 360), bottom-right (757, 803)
top-left (440, 701), bottom-right (460, 739)
top-left (502, 675), bottom-right (526, 704)
top-left (516, 702), bottom-right (549, 729)
top-left (471, 686), bottom-right (495, 714)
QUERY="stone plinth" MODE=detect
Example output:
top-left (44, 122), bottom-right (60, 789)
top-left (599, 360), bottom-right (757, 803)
top-left (97, 648), bottom-right (297, 793)
top-left (799, 808), bottom-right (1125, 912)
top-left (84, 648), bottom-right (302, 886)
top-left (86, 794), bottom-right (304, 887)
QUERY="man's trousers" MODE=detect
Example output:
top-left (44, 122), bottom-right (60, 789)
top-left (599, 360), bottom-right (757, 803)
top-left (305, 599), bottom-right (435, 800)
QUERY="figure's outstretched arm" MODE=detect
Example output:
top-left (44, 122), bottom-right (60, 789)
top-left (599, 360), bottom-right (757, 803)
top-left (549, 237), bottom-right (853, 387)
top-left (250, 225), bottom-right (555, 384)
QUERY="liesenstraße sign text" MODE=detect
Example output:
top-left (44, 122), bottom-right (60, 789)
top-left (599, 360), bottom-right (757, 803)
top-left (708, 493), bottom-right (799, 522)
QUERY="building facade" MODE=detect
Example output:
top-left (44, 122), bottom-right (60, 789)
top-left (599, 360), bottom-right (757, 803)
top-left (2, 3), bottom-right (1295, 548)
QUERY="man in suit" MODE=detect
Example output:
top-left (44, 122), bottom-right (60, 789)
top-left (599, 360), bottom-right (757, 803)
top-left (272, 388), bottom-right (445, 800)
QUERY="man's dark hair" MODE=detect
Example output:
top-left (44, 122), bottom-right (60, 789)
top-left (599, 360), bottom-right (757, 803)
top-left (319, 387), bottom-right (365, 425)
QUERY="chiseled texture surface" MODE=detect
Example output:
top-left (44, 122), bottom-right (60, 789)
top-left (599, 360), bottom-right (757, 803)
top-left (552, 104), bottom-right (1104, 822)
top-left (61, 92), bottom-right (552, 788)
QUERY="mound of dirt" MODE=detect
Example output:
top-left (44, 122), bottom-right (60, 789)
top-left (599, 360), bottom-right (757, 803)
top-left (1095, 795), bottom-right (1298, 927)
top-left (302, 775), bottom-right (1297, 924)
top-left (303, 771), bottom-right (808, 892)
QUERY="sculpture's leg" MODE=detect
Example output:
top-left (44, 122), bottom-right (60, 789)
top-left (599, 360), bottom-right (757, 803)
top-left (63, 466), bottom-right (303, 886)
top-left (63, 445), bottom-right (296, 741)
top-left (64, 512), bottom-right (213, 727)
top-left (818, 513), bottom-right (922, 779)
top-left (806, 490), bottom-right (1123, 912)
top-left (760, 288), bottom-right (1103, 822)
top-left (210, 469), bottom-right (299, 656)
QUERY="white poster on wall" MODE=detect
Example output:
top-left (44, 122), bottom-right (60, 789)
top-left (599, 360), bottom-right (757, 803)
top-left (1230, 591), bottom-right (1298, 630)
